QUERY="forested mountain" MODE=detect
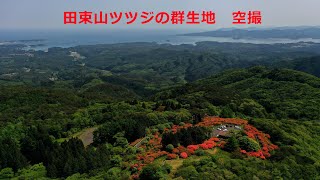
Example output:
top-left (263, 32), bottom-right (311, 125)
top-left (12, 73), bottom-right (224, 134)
top-left (155, 67), bottom-right (320, 120)
top-left (1, 41), bottom-right (320, 95)
top-left (184, 27), bottom-right (320, 39)
top-left (0, 64), bottom-right (319, 179)
top-left (275, 56), bottom-right (320, 77)
top-left (1, 38), bottom-right (320, 179)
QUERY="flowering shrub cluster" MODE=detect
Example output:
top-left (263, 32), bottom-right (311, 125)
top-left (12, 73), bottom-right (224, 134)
top-left (242, 124), bottom-right (279, 159)
top-left (132, 132), bottom-right (168, 179)
top-left (130, 117), bottom-right (278, 178)
top-left (164, 123), bottom-right (193, 134)
top-left (167, 137), bottom-right (225, 157)
top-left (131, 132), bottom-right (224, 178)
top-left (180, 152), bottom-right (188, 159)
top-left (167, 153), bottom-right (178, 159)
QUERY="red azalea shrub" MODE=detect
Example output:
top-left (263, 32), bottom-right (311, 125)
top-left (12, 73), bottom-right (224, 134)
top-left (172, 148), bottom-right (179, 154)
top-left (206, 143), bottom-right (215, 149)
top-left (187, 145), bottom-right (199, 154)
top-left (143, 156), bottom-right (155, 164)
top-left (241, 124), bottom-right (279, 159)
top-left (180, 152), bottom-right (188, 159)
top-left (167, 153), bottom-right (178, 159)
top-left (177, 145), bottom-right (187, 152)
top-left (203, 140), bottom-right (216, 147)
top-left (199, 143), bottom-right (209, 150)
top-left (130, 163), bottom-right (146, 179)
top-left (187, 145), bottom-right (199, 151)
top-left (246, 150), bottom-right (266, 159)
top-left (164, 123), bottom-right (193, 134)
top-left (240, 149), bottom-right (247, 154)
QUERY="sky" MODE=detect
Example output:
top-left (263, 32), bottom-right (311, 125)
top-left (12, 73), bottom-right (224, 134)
top-left (0, 0), bottom-right (320, 31)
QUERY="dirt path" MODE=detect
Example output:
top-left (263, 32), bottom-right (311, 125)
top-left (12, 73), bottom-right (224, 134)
top-left (76, 127), bottom-right (98, 147)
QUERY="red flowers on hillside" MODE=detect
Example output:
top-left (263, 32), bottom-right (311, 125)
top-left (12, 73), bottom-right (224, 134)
top-left (241, 124), bottom-right (279, 159)
top-left (130, 116), bottom-right (279, 178)
top-left (167, 153), bottom-right (178, 159)
top-left (187, 145), bottom-right (199, 151)
top-left (164, 123), bottom-right (193, 134)
top-left (172, 148), bottom-right (180, 154)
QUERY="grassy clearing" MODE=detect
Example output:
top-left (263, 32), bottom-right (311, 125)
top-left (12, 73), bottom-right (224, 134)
top-left (164, 148), bottom-right (220, 177)
top-left (165, 158), bottom-right (184, 177)
top-left (56, 126), bottom-right (99, 146)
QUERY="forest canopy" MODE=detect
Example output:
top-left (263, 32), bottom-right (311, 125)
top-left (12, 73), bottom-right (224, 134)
top-left (0, 42), bottom-right (320, 179)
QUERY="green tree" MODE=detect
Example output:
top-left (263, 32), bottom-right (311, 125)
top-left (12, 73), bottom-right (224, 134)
top-left (238, 136), bottom-right (260, 152)
top-left (111, 155), bottom-right (122, 167)
top-left (140, 164), bottom-right (168, 180)
top-left (220, 107), bottom-right (235, 118)
top-left (166, 144), bottom-right (174, 152)
top-left (239, 99), bottom-right (267, 118)
top-left (175, 165), bottom-right (198, 179)
top-left (16, 163), bottom-right (47, 179)
top-left (113, 132), bottom-right (129, 148)
top-left (0, 137), bottom-right (27, 171)
top-left (0, 168), bottom-right (14, 179)
top-left (224, 135), bottom-right (239, 152)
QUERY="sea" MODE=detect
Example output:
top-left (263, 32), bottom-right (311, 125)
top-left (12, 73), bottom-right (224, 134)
top-left (1, 29), bottom-right (320, 51)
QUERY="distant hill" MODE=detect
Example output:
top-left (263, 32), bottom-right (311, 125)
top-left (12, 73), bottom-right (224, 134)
top-left (183, 27), bottom-right (320, 39)
top-left (275, 56), bottom-right (320, 77)
top-left (2, 41), bottom-right (320, 97)
top-left (155, 67), bottom-right (320, 120)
